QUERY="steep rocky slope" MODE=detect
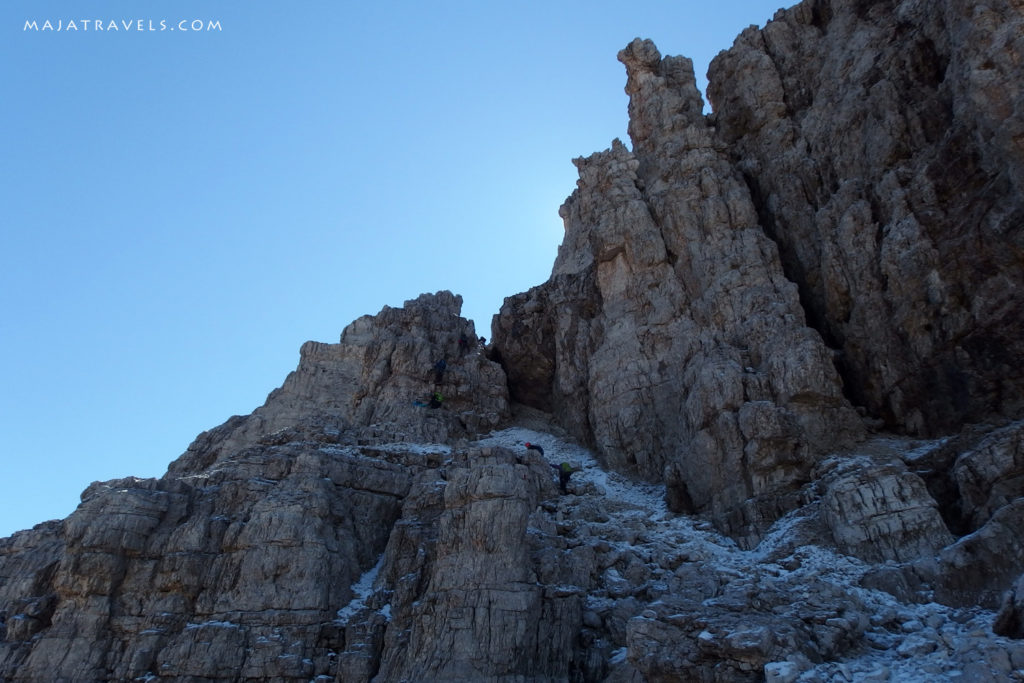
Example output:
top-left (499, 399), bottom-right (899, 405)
top-left (493, 40), bottom-right (866, 547)
top-left (0, 292), bottom-right (504, 681)
top-left (3, 0), bottom-right (1024, 680)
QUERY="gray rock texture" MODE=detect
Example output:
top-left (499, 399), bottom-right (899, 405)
top-left (996, 573), bottom-right (1024, 639)
top-left (707, 0), bottom-right (1024, 436)
top-left (171, 290), bottom-right (507, 476)
top-left (818, 452), bottom-right (954, 563)
top-left (494, 0), bottom-right (1024, 546)
top-left (4, 0), bottom-right (1024, 680)
top-left (0, 292), bottom-right (508, 681)
top-left (494, 39), bottom-right (864, 546)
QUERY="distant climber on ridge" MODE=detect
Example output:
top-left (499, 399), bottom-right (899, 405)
top-left (433, 358), bottom-right (447, 384)
top-left (525, 442), bottom-right (544, 456)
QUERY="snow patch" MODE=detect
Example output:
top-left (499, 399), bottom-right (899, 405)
top-left (184, 620), bottom-right (241, 630)
top-left (371, 442), bottom-right (452, 456)
top-left (335, 553), bottom-right (386, 624)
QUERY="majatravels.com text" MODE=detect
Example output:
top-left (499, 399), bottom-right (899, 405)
top-left (24, 19), bottom-right (222, 32)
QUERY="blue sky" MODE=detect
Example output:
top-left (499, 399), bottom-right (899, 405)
top-left (0, 0), bottom-right (785, 538)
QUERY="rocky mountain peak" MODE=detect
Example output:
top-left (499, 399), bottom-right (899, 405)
top-left (500, 32), bottom-right (865, 546)
top-left (169, 290), bottom-right (508, 477)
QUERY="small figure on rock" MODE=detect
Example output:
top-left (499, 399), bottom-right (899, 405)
top-left (525, 442), bottom-right (544, 456)
top-left (428, 391), bottom-right (444, 409)
top-left (551, 461), bottom-right (578, 494)
top-left (433, 358), bottom-right (447, 384)
top-left (458, 333), bottom-right (470, 356)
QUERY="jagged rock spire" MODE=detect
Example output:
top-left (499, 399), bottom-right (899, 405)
top-left (618, 37), bottom-right (706, 155)
top-left (496, 37), bottom-right (863, 546)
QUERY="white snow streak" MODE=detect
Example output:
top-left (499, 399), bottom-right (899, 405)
top-left (335, 553), bottom-right (386, 624)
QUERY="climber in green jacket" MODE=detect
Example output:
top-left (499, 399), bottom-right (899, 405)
top-left (551, 461), bottom-right (578, 494)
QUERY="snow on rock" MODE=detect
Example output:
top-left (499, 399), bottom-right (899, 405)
top-left (472, 425), bottom-right (1024, 682)
top-left (335, 554), bottom-right (386, 625)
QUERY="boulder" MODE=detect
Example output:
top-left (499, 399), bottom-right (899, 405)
top-left (995, 573), bottom-right (1024, 639)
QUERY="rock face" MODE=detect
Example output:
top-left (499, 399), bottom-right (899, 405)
top-left (707, 0), bottom-right (1024, 436)
top-left (0, 292), bottom-right (510, 681)
top-left (996, 573), bottom-right (1024, 640)
top-left (4, 0), bottom-right (1024, 680)
top-left (171, 290), bottom-right (508, 476)
top-left (817, 453), bottom-right (954, 563)
top-left (494, 40), bottom-right (864, 546)
top-left (5, 421), bottom-right (1024, 682)
top-left (494, 0), bottom-right (1024, 543)
top-left (372, 447), bottom-right (577, 681)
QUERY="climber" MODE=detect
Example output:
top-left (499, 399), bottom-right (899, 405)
top-left (428, 391), bottom-right (444, 409)
top-left (551, 461), bottom-right (578, 494)
top-left (458, 333), bottom-right (470, 356)
top-left (525, 442), bottom-right (544, 456)
top-left (433, 357), bottom-right (447, 384)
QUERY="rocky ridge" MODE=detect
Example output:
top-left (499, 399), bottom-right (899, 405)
top-left (3, 0), bottom-right (1024, 680)
top-left (4, 402), bottom-right (1023, 680)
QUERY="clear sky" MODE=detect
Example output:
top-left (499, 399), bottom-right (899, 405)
top-left (0, 0), bottom-right (786, 539)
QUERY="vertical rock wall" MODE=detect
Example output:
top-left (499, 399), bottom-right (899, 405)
top-left (494, 39), bottom-right (864, 544)
top-left (493, 0), bottom-right (1024, 542)
top-left (373, 447), bottom-right (579, 681)
top-left (708, 0), bottom-right (1024, 434)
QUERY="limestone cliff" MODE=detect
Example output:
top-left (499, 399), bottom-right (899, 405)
top-left (494, 40), bottom-right (865, 547)
top-left (707, 0), bottom-right (1024, 435)
top-left (0, 292), bottom-right (508, 681)
top-left (3, 0), bottom-right (1024, 681)
top-left (493, 0), bottom-right (1024, 545)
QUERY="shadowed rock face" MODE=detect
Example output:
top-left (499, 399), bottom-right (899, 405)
top-left (997, 573), bottom-right (1024, 640)
top-left (493, 0), bottom-right (1024, 544)
top-left (707, 0), bottom-right (1024, 435)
